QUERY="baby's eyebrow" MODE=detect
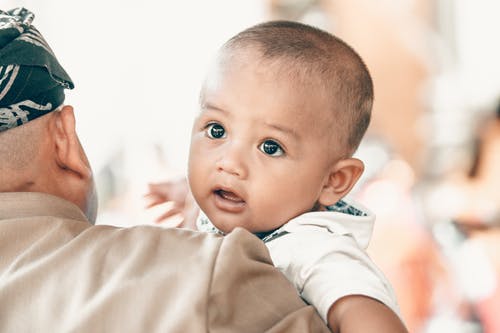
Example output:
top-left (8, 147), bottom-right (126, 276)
top-left (265, 122), bottom-right (299, 140)
top-left (201, 101), bottom-right (228, 115)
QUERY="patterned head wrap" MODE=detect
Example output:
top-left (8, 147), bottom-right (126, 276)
top-left (0, 7), bottom-right (73, 132)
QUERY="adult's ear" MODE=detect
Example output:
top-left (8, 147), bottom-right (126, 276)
top-left (51, 105), bottom-right (92, 180)
top-left (47, 105), bottom-right (97, 223)
top-left (318, 158), bottom-right (364, 206)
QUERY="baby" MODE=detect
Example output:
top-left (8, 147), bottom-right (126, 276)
top-left (149, 21), bottom-right (407, 332)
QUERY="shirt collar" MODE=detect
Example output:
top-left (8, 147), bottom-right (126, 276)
top-left (282, 199), bottom-right (375, 249)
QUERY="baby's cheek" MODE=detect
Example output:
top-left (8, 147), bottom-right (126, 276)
top-left (187, 174), bottom-right (205, 205)
top-left (253, 200), bottom-right (289, 229)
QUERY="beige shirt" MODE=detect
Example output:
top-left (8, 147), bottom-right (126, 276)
top-left (0, 192), bottom-right (328, 333)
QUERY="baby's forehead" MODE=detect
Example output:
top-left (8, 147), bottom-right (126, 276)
top-left (218, 48), bottom-right (335, 93)
top-left (209, 47), bottom-right (347, 122)
top-left (210, 49), bottom-right (340, 110)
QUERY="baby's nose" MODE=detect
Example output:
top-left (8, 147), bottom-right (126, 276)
top-left (215, 143), bottom-right (249, 179)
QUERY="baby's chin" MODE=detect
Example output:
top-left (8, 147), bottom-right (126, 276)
top-left (212, 221), bottom-right (246, 234)
top-left (209, 217), bottom-right (255, 234)
top-left (206, 210), bottom-right (287, 234)
top-left (214, 220), bottom-right (282, 236)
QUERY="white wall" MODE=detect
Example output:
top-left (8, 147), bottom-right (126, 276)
top-left (3, 0), bottom-right (266, 175)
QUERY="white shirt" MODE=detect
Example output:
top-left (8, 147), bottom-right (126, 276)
top-left (262, 200), bottom-right (400, 322)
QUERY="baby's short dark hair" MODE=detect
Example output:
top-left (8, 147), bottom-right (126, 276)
top-left (222, 20), bottom-right (373, 154)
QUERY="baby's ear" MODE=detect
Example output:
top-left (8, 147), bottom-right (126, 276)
top-left (318, 158), bottom-right (364, 206)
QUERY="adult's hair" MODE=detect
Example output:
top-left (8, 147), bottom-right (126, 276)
top-left (221, 20), bottom-right (373, 154)
top-left (0, 113), bottom-right (47, 191)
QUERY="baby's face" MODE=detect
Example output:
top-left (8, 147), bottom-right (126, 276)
top-left (188, 52), bottom-right (340, 233)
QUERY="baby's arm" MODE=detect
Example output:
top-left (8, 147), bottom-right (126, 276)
top-left (327, 295), bottom-right (408, 333)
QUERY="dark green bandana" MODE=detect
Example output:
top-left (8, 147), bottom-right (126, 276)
top-left (0, 7), bottom-right (73, 132)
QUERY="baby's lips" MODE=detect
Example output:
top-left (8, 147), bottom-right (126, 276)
top-left (216, 189), bottom-right (244, 203)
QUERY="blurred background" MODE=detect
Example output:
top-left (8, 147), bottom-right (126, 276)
top-left (4, 0), bottom-right (500, 332)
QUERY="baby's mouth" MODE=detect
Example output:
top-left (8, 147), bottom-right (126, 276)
top-left (214, 189), bottom-right (245, 203)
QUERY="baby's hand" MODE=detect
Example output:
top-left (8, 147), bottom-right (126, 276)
top-left (144, 178), bottom-right (199, 229)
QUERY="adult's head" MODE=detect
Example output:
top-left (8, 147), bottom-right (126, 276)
top-left (0, 8), bottom-right (97, 222)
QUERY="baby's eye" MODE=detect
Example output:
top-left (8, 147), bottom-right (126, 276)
top-left (259, 140), bottom-right (284, 157)
top-left (206, 123), bottom-right (226, 139)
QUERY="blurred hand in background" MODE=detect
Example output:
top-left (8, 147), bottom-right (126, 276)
top-left (144, 178), bottom-right (199, 229)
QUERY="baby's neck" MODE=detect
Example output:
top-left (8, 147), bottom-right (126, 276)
top-left (196, 211), bottom-right (280, 240)
top-left (254, 229), bottom-right (279, 240)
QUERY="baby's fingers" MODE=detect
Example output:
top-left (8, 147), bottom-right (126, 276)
top-left (144, 200), bottom-right (183, 226)
top-left (143, 192), bottom-right (169, 209)
top-left (147, 180), bottom-right (188, 204)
